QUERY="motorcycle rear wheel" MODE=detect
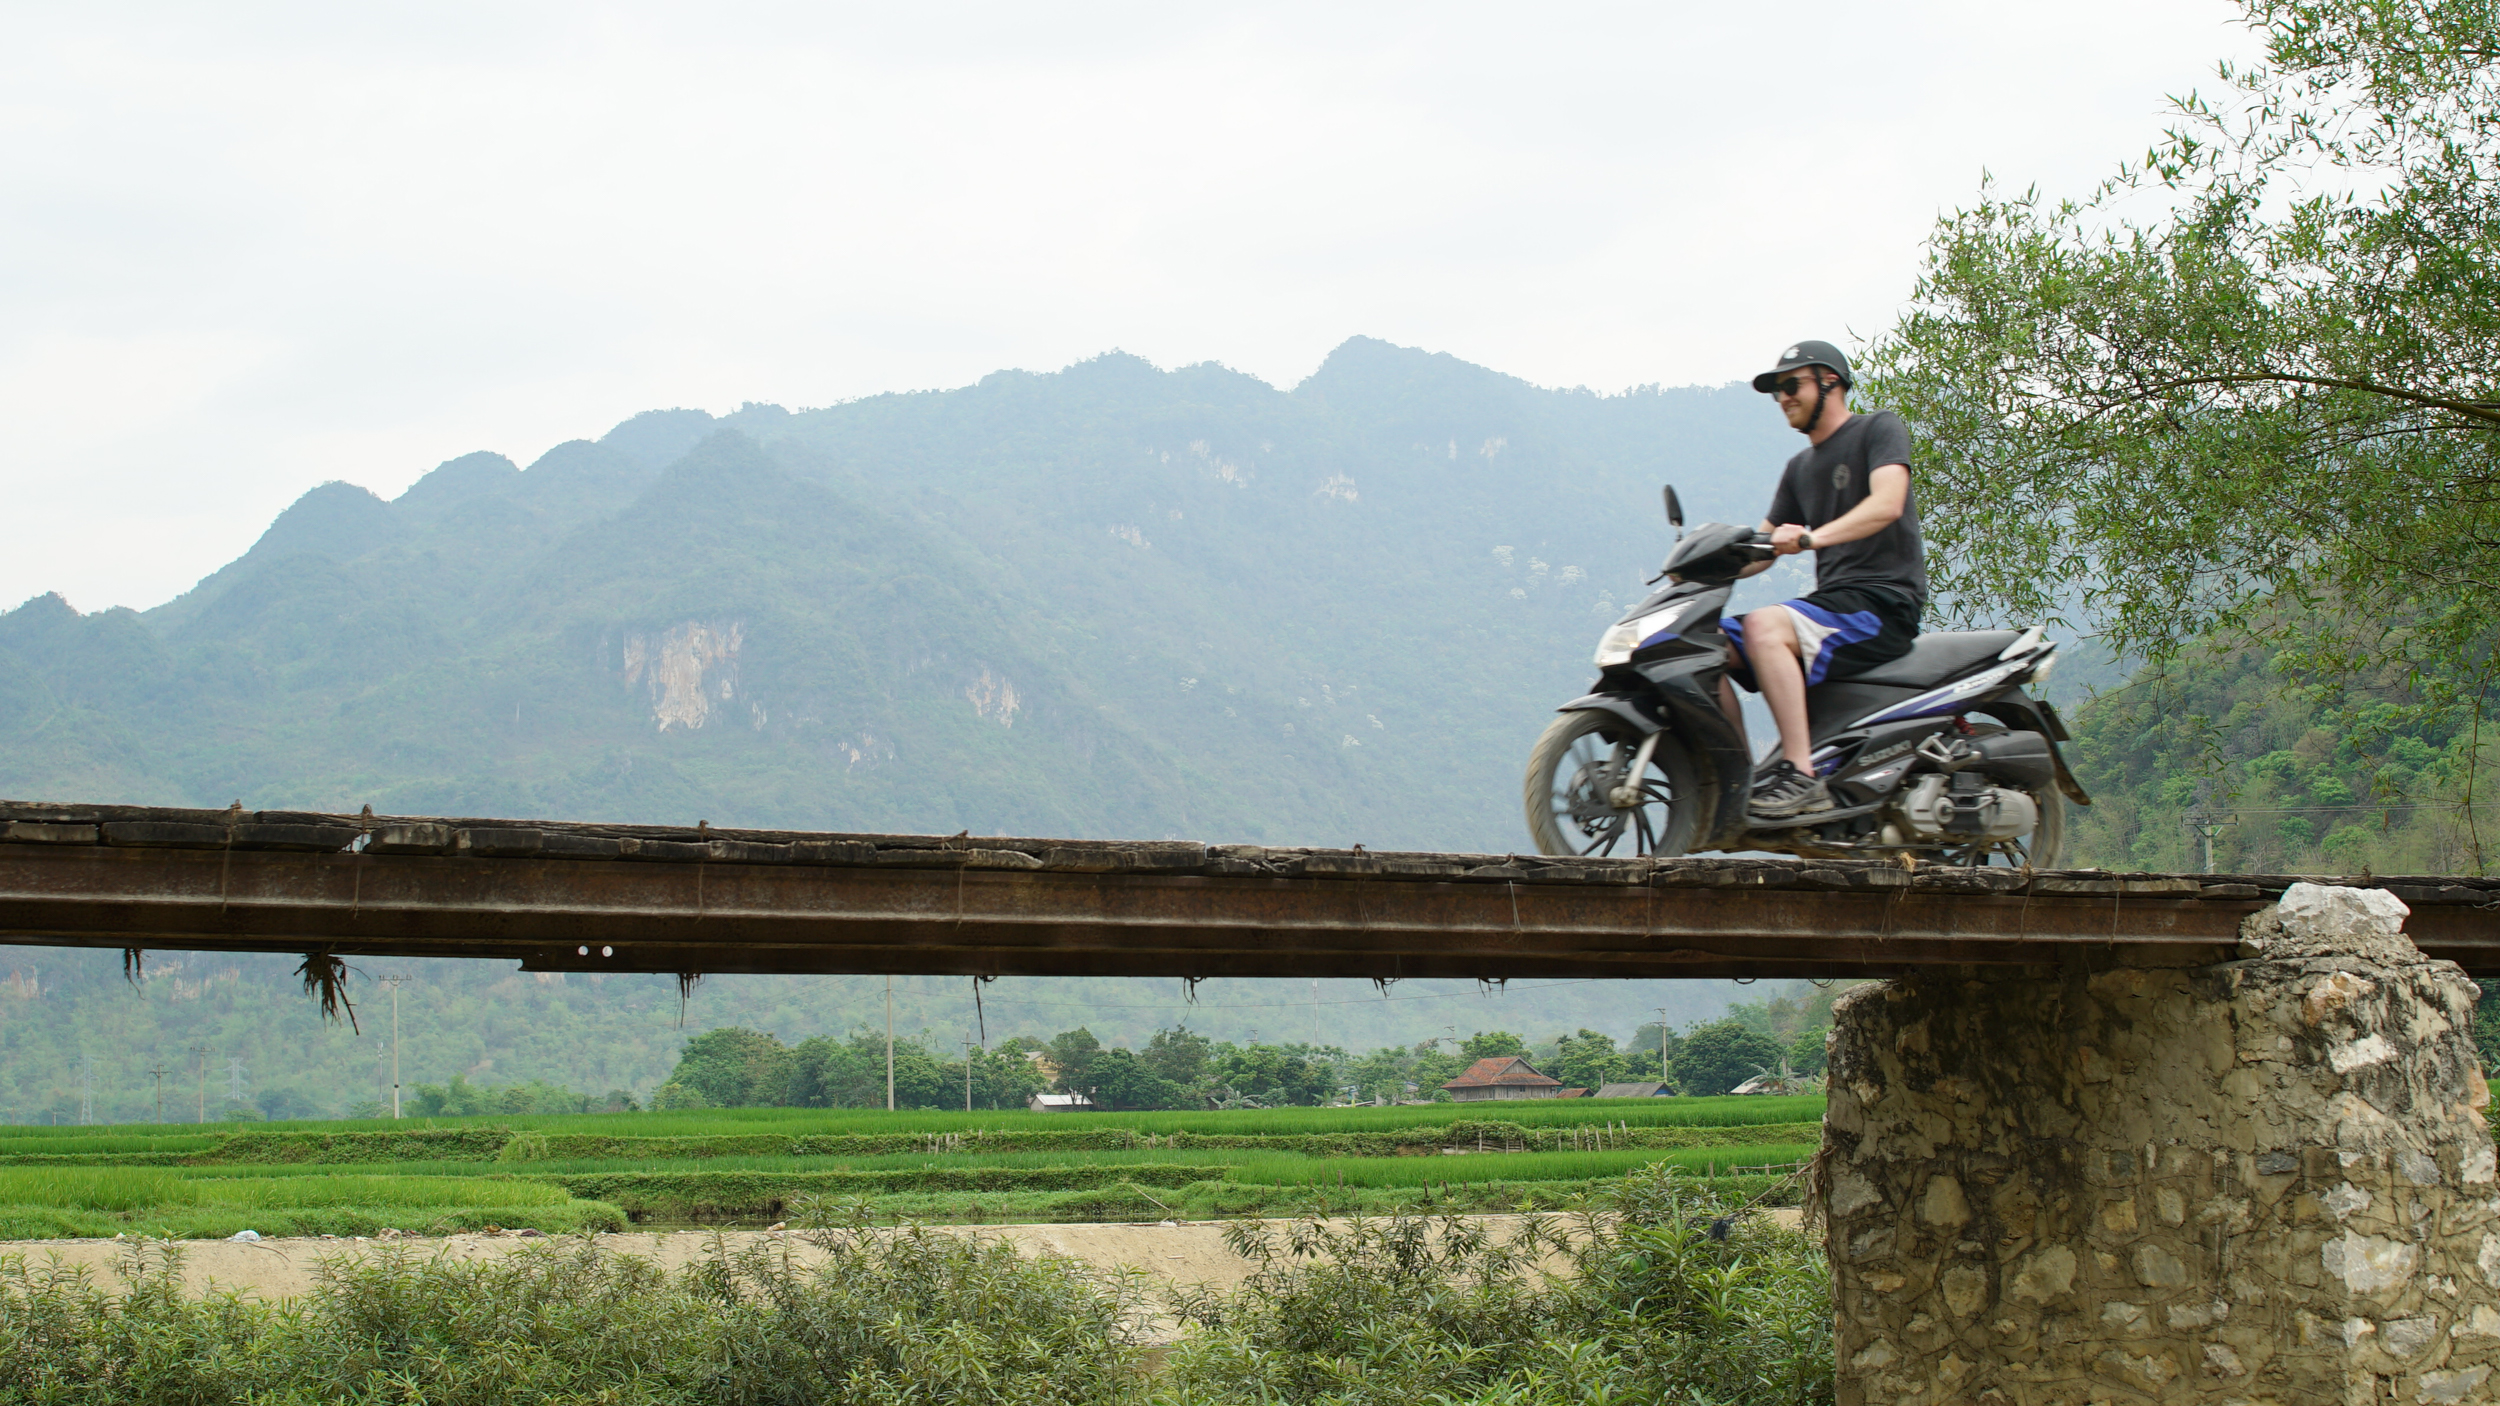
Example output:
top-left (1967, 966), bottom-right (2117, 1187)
top-left (1523, 711), bottom-right (1706, 859)
top-left (1946, 787), bottom-right (2064, 870)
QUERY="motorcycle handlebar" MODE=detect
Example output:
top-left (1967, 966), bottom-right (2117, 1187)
top-left (1659, 525), bottom-right (1778, 584)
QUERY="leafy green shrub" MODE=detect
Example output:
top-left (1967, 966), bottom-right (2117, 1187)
top-left (0, 1224), bottom-right (1148, 1403)
top-left (0, 1172), bottom-right (1835, 1401)
top-left (1162, 1167), bottom-right (1832, 1405)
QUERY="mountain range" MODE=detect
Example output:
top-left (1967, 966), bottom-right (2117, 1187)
top-left (0, 337), bottom-right (1834, 1119)
top-left (3, 337), bottom-right (1805, 849)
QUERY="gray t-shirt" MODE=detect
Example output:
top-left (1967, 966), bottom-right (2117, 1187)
top-left (1765, 410), bottom-right (1927, 604)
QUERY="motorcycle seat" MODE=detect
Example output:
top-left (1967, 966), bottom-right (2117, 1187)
top-left (1835, 629), bottom-right (2025, 688)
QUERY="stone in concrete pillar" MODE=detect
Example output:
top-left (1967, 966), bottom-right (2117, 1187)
top-left (1823, 883), bottom-right (2499, 1405)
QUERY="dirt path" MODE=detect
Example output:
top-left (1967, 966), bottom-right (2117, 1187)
top-left (0, 1210), bottom-right (1805, 1301)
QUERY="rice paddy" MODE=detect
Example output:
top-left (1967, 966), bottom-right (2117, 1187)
top-left (0, 1167), bottom-right (574, 1212)
top-left (0, 1095), bottom-right (1831, 1236)
top-left (0, 1094), bottom-right (1824, 1143)
top-left (1226, 1144), bottom-right (1820, 1189)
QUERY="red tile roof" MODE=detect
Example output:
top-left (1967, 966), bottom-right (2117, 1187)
top-left (1442, 1056), bottom-right (1561, 1090)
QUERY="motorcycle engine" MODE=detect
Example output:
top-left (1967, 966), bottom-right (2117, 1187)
top-left (1895, 773), bottom-right (2038, 842)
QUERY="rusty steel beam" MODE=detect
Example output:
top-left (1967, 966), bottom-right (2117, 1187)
top-left (3, 802), bottom-right (2497, 978)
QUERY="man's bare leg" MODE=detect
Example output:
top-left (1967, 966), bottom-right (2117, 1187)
top-left (1716, 674), bottom-right (1746, 738)
top-left (1740, 606), bottom-right (1815, 772)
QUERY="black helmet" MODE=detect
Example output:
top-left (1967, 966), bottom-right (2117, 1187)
top-left (1751, 339), bottom-right (1854, 393)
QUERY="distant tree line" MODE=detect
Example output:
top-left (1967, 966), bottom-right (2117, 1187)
top-left (143, 989), bottom-right (1863, 1122)
top-left (647, 1004), bottom-right (1849, 1111)
top-left (395, 1076), bottom-right (642, 1118)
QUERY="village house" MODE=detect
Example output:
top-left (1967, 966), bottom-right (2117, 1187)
top-left (1593, 1081), bottom-right (1676, 1099)
top-left (1439, 1055), bottom-right (1564, 1102)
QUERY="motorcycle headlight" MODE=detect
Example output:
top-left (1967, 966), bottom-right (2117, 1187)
top-left (1594, 602), bottom-right (1692, 666)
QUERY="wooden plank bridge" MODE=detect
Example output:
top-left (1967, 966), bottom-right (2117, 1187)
top-left (3, 801), bottom-right (2497, 983)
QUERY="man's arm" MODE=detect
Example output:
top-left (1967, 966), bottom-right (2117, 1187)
top-left (1737, 518), bottom-right (1780, 577)
top-left (1771, 464), bottom-right (1907, 556)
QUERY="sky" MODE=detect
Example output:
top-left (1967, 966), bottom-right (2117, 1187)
top-left (2, 1), bottom-right (2257, 614)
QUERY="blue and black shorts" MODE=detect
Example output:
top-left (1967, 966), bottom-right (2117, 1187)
top-left (1722, 586), bottom-right (1921, 691)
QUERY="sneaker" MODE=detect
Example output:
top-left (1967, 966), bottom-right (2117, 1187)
top-left (1750, 760), bottom-right (1833, 820)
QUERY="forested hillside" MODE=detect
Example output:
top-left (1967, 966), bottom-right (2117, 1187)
top-left (2056, 643), bottom-right (2494, 876)
top-left (0, 337), bottom-right (1797, 850)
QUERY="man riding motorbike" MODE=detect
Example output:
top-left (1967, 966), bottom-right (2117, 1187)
top-left (1524, 341), bottom-right (2078, 864)
top-left (1721, 340), bottom-right (1928, 821)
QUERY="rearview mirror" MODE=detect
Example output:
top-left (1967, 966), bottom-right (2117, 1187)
top-left (1662, 485), bottom-right (1684, 530)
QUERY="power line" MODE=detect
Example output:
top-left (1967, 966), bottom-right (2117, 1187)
top-left (780, 973), bottom-right (1615, 1013)
top-left (2188, 802), bottom-right (2500, 815)
top-left (494, 972), bottom-right (1673, 1044)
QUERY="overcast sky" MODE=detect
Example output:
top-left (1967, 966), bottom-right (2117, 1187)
top-left (3, 2), bottom-right (2254, 613)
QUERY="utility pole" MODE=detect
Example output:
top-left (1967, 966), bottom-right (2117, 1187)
top-left (148, 1066), bottom-right (169, 1122)
top-left (190, 1046), bottom-right (211, 1124)
top-left (78, 1054), bottom-right (93, 1126)
top-left (1657, 1008), bottom-right (1673, 1083)
top-left (225, 1057), bottom-right (249, 1113)
top-left (2184, 811), bottom-right (2238, 875)
top-left (965, 1041), bottom-right (977, 1113)
top-left (886, 975), bottom-right (896, 1113)
top-left (377, 975), bottom-right (412, 1118)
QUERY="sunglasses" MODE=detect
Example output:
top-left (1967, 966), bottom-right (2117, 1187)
top-left (1773, 374), bottom-right (1825, 397)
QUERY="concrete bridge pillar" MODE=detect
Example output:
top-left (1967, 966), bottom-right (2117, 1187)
top-left (1823, 883), bottom-right (2500, 1405)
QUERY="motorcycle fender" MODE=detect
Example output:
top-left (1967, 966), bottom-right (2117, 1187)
top-left (1976, 692), bottom-right (2093, 807)
top-left (2037, 698), bottom-right (2073, 743)
top-left (1643, 672), bottom-right (1750, 845)
top-left (1558, 682), bottom-right (1745, 844)
top-left (1554, 694), bottom-right (1662, 736)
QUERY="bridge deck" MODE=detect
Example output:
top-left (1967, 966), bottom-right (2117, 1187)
top-left (4, 802), bottom-right (2497, 981)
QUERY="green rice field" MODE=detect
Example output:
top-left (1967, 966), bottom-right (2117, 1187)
top-left (0, 1094), bottom-right (1826, 1142)
top-left (1224, 1144), bottom-right (1818, 1189)
top-left (0, 1097), bottom-right (1831, 1237)
top-left (0, 1168), bottom-right (573, 1212)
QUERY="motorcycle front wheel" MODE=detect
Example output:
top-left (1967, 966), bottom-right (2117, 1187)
top-left (1523, 710), bottom-right (1706, 859)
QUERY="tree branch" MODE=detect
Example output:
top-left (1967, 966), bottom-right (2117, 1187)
top-left (2112, 369), bottom-right (2500, 426)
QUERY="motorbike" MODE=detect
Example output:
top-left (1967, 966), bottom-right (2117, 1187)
top-left (1522, 486), bottom-right (2088, 866)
